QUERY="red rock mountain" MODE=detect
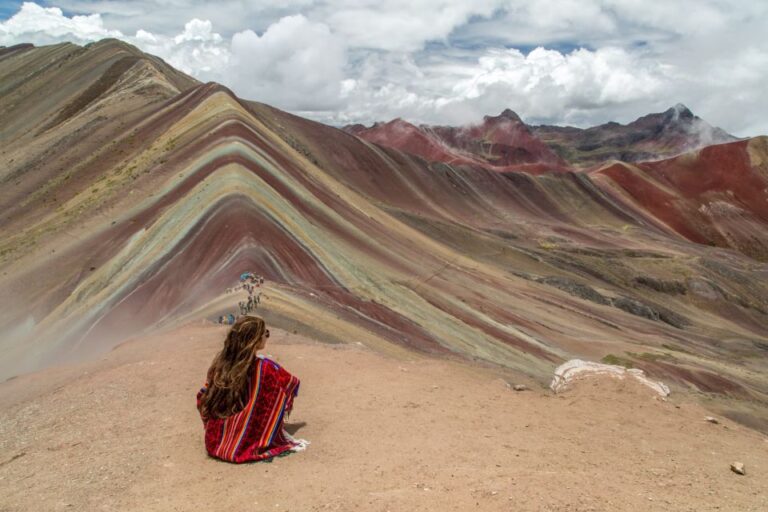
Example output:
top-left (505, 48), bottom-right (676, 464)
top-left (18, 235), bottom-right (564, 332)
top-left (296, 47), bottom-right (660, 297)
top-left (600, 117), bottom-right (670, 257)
top-left (347, 109), bottom-right (568, 174)
top-left (346, 104), bottom-right (737, 170)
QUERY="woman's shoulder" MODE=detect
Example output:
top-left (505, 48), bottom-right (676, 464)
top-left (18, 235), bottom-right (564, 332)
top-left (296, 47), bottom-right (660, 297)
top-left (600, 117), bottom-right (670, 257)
top-left (256, 354), bottom-right (282, 370)
top-left (256, 355), bottom-right (299, 393)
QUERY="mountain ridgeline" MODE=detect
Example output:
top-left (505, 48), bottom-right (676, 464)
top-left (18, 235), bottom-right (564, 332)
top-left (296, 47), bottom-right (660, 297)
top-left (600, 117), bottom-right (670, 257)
top-left (1, 40), bottom-right (768, 430)
top-left (345, 104), bottom-right (738, 170)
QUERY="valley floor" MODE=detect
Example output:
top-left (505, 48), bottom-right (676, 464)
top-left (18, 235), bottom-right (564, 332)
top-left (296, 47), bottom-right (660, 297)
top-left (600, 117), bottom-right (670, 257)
top-left (0, 324), bottom-right (766, 511)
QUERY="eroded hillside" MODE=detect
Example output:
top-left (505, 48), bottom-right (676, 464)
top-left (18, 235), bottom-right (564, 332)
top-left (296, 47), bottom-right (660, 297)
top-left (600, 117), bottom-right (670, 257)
top-left (1, 40), bottom-right (767, 429)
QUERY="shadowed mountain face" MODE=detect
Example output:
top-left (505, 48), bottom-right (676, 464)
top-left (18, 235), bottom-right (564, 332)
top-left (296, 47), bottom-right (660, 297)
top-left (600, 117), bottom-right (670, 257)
top-left (347, 104), bottom-right (738, 170)
top-left (534, 104), bottom-right (739, 166)
top-left (1, 41), bottom-right (768, 429)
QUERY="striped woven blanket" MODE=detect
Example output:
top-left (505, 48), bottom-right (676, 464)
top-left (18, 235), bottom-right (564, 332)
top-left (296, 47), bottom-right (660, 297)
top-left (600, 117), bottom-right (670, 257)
top-left (196, 356), bottom-right (307, 463)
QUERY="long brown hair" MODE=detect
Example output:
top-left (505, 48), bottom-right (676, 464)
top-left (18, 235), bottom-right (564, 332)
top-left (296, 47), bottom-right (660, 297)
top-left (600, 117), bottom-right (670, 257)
top-left (199, 315), bottom-right (267, 420)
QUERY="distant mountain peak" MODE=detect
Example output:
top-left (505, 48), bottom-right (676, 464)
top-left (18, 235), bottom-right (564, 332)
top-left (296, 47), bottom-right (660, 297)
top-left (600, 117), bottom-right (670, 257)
top-left (485, 108), bottom-right (523, 123)
top-left (384, 117), bottom-right (422, 132)
top-left (665, 103), bottom-right (694, 122)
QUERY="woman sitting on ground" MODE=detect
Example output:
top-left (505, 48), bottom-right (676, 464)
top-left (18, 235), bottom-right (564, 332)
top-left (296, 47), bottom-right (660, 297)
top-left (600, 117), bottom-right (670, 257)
top-left (196, 315), bottom-right (306, 463)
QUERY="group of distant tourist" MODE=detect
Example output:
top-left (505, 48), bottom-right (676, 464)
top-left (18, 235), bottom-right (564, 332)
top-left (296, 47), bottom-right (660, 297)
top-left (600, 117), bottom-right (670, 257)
top-left (217, 272), bottom-right (266, 325)
top-left (239, 293), bottom-right (261, 315)
top-left (217, 313), bottom-right (236, 325)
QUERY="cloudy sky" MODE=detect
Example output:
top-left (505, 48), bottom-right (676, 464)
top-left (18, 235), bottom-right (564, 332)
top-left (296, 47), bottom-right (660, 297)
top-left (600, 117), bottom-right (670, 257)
top-left (1, 1), bottom-right (766, 136)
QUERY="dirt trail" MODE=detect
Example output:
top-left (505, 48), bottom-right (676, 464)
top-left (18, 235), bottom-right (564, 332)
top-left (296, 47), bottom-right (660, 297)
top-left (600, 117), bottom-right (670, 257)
top-left (1, 323), bottom-right (767, 511)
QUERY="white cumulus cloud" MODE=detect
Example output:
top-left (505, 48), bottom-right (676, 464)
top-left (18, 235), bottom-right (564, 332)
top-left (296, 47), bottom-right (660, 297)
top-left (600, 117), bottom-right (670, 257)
top-left (228, 15), bottom-right (347, 110)
top-left (323, 45), bottom-right (665, 127)
top-left (0, 2), bottom-right (121, 45)
top-left (1, 1), bottom-right (767, 136)
top-left (0, 5), bottom-right (346, 113)
top-left (136, 19), bottom-right (229, 76)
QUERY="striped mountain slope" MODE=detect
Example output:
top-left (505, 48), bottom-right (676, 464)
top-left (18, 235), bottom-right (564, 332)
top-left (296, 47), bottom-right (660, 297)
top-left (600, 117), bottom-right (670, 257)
top-left (1, 41), bottom-right (767, 429)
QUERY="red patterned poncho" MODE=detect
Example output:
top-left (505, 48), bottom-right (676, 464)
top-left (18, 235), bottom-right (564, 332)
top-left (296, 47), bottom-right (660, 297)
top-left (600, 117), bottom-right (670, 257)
top-left (196, 356), bottom-right (302, 463)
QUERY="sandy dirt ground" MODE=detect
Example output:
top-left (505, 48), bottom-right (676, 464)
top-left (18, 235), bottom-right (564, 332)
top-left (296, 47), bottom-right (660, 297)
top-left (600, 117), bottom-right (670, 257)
top-left (1, 322), bottom-right (767, 511)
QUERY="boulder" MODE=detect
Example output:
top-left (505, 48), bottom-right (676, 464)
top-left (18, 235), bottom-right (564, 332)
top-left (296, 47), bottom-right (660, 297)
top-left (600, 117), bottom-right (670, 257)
top-left (550, 359), bottom-right (670, 397)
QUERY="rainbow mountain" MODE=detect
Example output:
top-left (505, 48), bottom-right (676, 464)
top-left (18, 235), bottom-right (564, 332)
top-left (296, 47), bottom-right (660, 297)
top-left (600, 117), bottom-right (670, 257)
top-left (1, 39), bottom-right (768, 428)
